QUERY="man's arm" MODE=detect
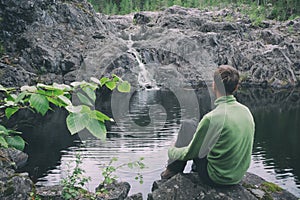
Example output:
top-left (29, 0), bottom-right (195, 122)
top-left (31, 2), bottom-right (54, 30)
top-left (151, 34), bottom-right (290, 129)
top-left (168, 116), bottom-right (210, 161)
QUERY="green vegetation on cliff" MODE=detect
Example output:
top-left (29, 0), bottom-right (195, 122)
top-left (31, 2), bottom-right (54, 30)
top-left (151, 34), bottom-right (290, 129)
top-left (88, 0), bottom-right (300, 21)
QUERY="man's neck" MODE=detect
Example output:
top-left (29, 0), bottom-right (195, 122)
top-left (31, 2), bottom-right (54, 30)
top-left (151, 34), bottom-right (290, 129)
top-left (215, 91), bottom-right (224, 99)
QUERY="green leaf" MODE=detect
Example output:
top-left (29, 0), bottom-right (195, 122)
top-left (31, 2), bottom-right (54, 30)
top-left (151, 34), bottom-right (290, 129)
top-left (46, 97), bottom-right (66, 107)
top-left (4, 100), bottom-right (16, 107)
top-left (53, 83), bottom-right (72, 91)
top-left (5, 107), bottom-right (19, 119)
top-left (21, 85), bottom-right (37, 93)
top-left (90, 77), bottom-right (101, 85)
top-left (105, 81), bottom-right (116, 90)
top-left (0, 85), bottom-right (7, 92)
top-left (77, 92), bottom-right (94, 107)
top-left (58, 95), bottom-right (72, 106)
top-left (65, 105), bottom-right (82, 113)
top-left (70, 81), bottom-right (87, 88)
top-left (112, 74), bottom-right (120, 82)
top-left (82, 86), bottom-right (96, 102)
top-left (100, 77), bottom-right (110, 86)
top-left (6, 136), bottom-right (25, 151)
top-left (29, 94), bottom-right (50, 116)
top-left (92, 110), bottom-right (111, 122)
top-left (0, 136), bottom-right (8, 148)
top-left (44, 89), bottom-right (64, 97)
top-left (8, 129), bottom-right (22, 135)
top-left (66, 112), bottom-right (89, 135)
top-left (117, 81), bottom-right (131, 92)
top-left (86, 118), bottom-right (106, 141)
top-left (15, 92), bottom-right (27, 103)
top-left (37, 83), bottom-right (56, 90)
top-left (6, 93), bottom-right (16, 101)
top-left (0, 125), bottom-right (9, 135)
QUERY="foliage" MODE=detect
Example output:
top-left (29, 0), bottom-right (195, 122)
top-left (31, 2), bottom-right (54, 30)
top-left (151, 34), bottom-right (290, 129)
top-left (60, 154), bottom-right (145, 199)
top-left (0, 75), bottom-right (131, 150)
top-left (0, 125), bottom-right (24, 150)
top-left (29, 188), bottom-right (42, 200)
top-left (97, 157), bottom-right (145, 194)
top-left (261, 182), bottom-right (283, 193)
top-left (87, 0), bottom-right (300, 21)
top-left (61, 154), bottom-right (94, 200)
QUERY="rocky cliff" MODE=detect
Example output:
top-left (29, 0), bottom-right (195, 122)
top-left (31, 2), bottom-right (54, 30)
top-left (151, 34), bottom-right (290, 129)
top-left (1, 0), bottom-right (300, 88)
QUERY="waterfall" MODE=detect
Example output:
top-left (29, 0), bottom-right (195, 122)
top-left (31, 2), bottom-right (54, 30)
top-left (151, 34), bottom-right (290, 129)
top-left (127, 34), bottom-right (157, 89)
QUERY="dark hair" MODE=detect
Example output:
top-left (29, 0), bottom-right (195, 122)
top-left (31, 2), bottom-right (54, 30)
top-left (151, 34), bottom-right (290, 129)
top-left (213, 65), bottom-right (239, 95)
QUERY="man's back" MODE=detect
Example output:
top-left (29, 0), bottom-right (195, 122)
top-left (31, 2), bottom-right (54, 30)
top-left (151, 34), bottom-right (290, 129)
top-left (207, 95), bottom-right (255, 185)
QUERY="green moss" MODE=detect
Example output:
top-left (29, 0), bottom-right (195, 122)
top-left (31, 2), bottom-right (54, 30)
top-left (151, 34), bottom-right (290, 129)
top-left (261, 182), bottom-right (283, 193)
top-left (242, 182), bottom-right (256, 189)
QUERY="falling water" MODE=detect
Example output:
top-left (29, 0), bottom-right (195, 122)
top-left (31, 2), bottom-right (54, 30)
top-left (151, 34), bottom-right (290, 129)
top-left (127, 34), bottom-right (157, 89)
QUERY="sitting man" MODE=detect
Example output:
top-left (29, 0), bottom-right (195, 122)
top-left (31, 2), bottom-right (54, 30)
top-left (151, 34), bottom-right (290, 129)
top-left (161, 65), bottom-right (255, 186)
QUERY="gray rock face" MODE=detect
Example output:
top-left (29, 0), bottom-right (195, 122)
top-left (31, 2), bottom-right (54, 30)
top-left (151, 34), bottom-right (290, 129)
top-left (0, 148), bottom-right (33, 200)
top-left (0, 0), bottom-right (112, 85)
top-left (1, 1), bottom-right (300, 88)
top-left (148, 172), bottom-right (298, 200)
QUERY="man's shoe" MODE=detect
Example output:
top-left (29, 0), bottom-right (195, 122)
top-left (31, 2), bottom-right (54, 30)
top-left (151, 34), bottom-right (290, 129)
top-left (160, 168), bottom-right (178, 180)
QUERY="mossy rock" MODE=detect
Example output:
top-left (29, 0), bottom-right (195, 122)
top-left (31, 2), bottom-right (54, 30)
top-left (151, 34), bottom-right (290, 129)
top-left (261, 182), bottom-right (283, 193)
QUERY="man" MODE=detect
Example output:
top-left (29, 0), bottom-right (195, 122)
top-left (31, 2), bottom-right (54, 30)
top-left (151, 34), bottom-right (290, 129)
top-left (161, 65), bottom-right (255, 186)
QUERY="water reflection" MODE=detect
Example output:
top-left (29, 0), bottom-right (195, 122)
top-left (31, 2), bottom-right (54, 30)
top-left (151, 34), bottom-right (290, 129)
top-left (15, 87), bottom-right (300, 198)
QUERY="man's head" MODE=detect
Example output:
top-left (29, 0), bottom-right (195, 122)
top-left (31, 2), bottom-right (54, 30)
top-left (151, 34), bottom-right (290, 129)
top-left (213, 65), bottom-right (239, 96)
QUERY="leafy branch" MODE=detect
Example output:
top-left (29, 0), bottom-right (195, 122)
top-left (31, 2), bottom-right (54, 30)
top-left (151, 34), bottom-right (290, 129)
top-left (0, 75), bottom-right (131, 150)
top-left (98, 157), bottom-right (145, 194)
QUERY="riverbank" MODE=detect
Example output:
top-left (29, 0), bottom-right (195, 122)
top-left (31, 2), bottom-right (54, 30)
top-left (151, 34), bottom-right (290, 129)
top-left (0, 147), bottom-right (298, 199)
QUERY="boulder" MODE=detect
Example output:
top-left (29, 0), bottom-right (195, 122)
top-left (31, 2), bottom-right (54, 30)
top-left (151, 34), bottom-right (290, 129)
top-left (0, 148), bottom-right (28, 169)
top-left (148, 172), bottom-right (298, 200)
top-left (96, 181), bottom-right (131, 200)
top-left (0, 148), bottom-right (33, 200)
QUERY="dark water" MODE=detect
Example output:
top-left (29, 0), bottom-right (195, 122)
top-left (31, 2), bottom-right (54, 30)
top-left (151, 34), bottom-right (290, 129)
top-left (17, 87), bottom-right (300, 198)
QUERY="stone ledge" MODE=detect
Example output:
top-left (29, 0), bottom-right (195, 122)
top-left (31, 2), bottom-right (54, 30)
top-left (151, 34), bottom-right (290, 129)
top-left (148, 172), bottom-right (298, 200)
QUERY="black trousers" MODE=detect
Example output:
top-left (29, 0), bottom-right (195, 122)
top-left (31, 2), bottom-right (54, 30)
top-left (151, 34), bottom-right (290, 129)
top-left (166, 119), bottom-right (216, 186)
top-left (167, 156), bottom-right (217, 186)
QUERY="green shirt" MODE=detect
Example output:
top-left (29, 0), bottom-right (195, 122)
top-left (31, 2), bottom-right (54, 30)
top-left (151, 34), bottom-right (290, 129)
top-left (168, 95), bottom-right (255, 185)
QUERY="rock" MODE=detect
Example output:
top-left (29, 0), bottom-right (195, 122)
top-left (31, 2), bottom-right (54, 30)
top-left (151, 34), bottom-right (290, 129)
top-left (96, 181), bottom-right (131, 200)
top-left (35, 185), bottom-right (64, 200)
top-left (0, 174), bottom-right (33, 200)
top-left (125, 193), bottom-right (143, 200)
top-left (0, 148), bottom-right (33, 200)
top-left (1, 2), bottom-right (300, 88)
top-left (0, 0), bottom-right (112, 84)
top-left (0, 62), bottom-right (36, 87)
top-left (148, 172), bottom-right (298, 200)
top-left (134, 13), bottom-right (151, 25)
top-left (0, 148), bottom-right (28, 169)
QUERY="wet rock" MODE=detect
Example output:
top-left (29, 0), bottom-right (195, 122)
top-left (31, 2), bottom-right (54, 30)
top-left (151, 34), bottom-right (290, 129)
top-left (148, 172), bottom-right (298, 200)
top-left (0, 148), bottom-right (33, 200)
top-left (96, 181), bottom-right (131, 200)
top-left (0, 148), bottom-right (28, 169)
